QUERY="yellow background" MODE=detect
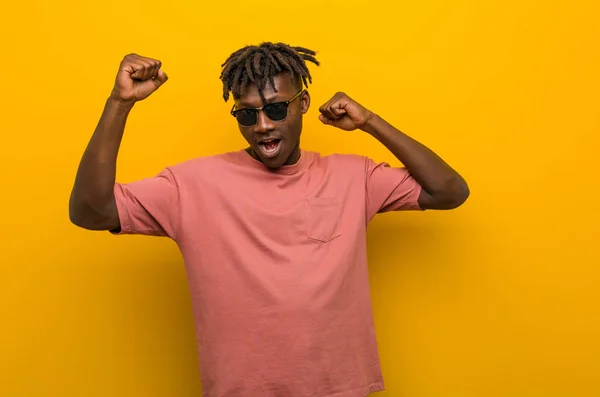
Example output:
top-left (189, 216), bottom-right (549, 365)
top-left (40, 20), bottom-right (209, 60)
top-left (1, 1), bottom-right (599, 396)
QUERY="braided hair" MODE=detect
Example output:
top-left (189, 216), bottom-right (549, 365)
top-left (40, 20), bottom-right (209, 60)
top-left (219, 42), bottom-right (319, 102)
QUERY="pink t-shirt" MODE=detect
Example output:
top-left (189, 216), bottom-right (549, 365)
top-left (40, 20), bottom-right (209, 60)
top-left (113, 149), bottom-right (423, 397)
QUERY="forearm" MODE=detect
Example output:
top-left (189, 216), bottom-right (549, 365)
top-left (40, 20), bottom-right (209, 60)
top-left (361, 113), bottom-right (469, 207)
top-left (69, 97), bottom-right (134, 228)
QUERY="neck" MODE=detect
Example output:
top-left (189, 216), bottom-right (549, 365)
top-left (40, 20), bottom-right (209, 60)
top-left (285, 143), bottom-right (301, 165)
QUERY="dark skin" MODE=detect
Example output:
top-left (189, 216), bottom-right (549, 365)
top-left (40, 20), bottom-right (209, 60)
top-left (69, 54), bottom-right (468, 232)
top-left (233, 74), bottom-right (309, 169)
top-left (69, 54), bottom-right (168, 231)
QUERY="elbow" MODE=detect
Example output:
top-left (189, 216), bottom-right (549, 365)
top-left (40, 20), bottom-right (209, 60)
top-left (69, 199), bottom-right (92, 230)
top-left (452, 188), bottom-right (470, 209)
top-left (425, 178), bottom-right (470, 210)
top-left (446, 179), bottom-right (470, 209)
top-left (69, 194), bottom-right (85, 228)
top-left (69, 208), bottom-right (91, 230)
top-left (69, 206), bottom-right (115, 231)
top-left (69, 209), bottom-right (81, 228)
top-left (69, 194), bottom-right (117, 231)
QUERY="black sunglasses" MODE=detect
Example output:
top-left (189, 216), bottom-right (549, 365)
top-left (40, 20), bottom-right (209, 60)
top-left (231, 90), bottom-right (305, 127)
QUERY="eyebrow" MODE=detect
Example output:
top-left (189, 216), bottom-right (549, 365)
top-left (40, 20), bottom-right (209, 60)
top-left (237, 94), bottom-right (282, 108)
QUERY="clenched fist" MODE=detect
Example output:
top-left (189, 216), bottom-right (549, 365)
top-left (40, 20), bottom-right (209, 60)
top-left (110, 53), bottom-right (168, 103)
top-left (318, 92), bottom-right (373, 131)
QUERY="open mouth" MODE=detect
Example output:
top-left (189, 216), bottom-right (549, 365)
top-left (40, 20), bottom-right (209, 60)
top-left (257, 138), bottom-right (282, 159)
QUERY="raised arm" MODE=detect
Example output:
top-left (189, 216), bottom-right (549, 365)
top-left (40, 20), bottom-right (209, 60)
top-left (318, 92), bottom-right (469, 210)
top-left (69, 53), bottom-right (168, 230)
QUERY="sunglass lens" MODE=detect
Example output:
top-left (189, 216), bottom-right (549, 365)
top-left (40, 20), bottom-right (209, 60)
top-left (236, 109), bottom-right (257, 126)
top-left (264, 103), bottom-right (289, 121)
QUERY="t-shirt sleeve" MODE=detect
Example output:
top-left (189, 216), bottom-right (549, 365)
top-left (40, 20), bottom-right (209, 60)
top-left (111, 168), bottom-right (180, 239)
top-left (365, 157), bottom-right (424, 221)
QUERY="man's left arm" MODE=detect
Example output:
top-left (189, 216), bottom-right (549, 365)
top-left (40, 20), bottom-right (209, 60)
top-left (318, 92), bottom-right (470, 210)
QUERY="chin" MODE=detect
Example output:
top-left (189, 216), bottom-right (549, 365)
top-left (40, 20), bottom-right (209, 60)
top-left (252, 140), bottom-right (295, 169)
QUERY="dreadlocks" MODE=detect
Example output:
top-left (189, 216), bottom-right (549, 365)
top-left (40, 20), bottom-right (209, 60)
top-left (219, 42), bottom-right (320, 102)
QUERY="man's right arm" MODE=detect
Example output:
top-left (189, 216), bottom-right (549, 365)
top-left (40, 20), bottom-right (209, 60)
top-left (69, 53), bottom-right (168, 231)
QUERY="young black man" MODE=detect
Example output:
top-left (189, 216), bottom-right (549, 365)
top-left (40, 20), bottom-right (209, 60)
top-left (69, 42), bottom-right (469, 397)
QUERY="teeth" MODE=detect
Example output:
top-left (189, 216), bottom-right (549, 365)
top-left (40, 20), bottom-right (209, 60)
top-left (262, 140), bottom-right (279, 153)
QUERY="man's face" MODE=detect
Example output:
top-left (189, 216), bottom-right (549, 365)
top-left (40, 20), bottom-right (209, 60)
top-left (233, 73), bottom-right (310, 169)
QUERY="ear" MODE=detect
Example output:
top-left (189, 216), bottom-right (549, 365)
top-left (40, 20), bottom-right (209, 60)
top-left (301, 90), bottom-right (311, 114)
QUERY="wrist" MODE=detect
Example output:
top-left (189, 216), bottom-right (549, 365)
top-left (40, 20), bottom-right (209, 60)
top-left (360, 112), bottom-right (382, 136)
top-left (107, 93), bottom-right (136, 112)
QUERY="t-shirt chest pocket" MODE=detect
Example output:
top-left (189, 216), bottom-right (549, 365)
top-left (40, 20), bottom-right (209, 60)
top-left (304, 197), bottom-right (342, 243)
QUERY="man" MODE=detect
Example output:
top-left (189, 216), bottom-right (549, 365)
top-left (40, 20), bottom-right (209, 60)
top-left (69, 42), bottom-right (469, 396)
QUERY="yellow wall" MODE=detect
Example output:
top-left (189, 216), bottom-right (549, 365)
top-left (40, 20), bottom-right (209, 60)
top-left (1, 1), bottom-right (598, 396)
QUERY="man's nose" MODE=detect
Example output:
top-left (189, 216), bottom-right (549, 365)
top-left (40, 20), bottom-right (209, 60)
top-left (254, 110), bottom-right (275, 134)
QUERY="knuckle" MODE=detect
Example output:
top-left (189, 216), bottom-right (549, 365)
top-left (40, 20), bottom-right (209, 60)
top-left (122, 54), bottom-right (137, 65)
